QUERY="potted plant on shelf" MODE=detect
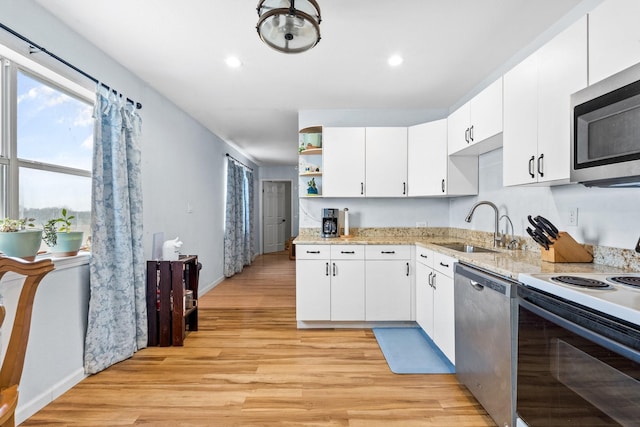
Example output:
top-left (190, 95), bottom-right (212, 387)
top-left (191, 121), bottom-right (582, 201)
top-left (0, 217), bottom-right (42, 261)
top-left (307, 177), bottom-right (318, 195)
top-left (42, 208), bottom-right (84, 257)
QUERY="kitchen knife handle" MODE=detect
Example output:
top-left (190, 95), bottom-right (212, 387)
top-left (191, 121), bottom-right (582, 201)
top-left (537, 153), bottom-right (544, 177)
top-left (528, 156), bottom-right (535, 178)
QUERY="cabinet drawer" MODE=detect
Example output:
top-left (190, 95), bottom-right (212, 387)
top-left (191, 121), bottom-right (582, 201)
top-left (365, 245), bottom-right (411, 260)
top-left (330, 245), bottom-right (365, 259)
top-left (296, 245), bottom-right (330, 259)
top-left (416, 246), bottom-right (433, 266)
top-left (433, 252), bottom-right (456, 277)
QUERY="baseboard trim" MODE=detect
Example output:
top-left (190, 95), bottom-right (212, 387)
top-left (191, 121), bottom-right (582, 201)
top-left (16, 367), bottom-right (87, 424)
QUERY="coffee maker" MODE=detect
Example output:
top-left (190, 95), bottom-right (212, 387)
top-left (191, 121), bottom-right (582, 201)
top-left (321, 208), bottom-right (340, 238)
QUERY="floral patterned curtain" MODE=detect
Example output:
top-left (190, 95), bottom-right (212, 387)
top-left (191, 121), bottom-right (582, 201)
top-left (224, 158), bottom-right (254, 277)
top-left (84, 88), bottom-right (145, 374)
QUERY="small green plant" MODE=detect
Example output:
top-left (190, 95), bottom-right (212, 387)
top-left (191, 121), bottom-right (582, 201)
top-left (42, 208), bottom-right (75, 247)
top-left (0, 217), bottom-right (35, 232)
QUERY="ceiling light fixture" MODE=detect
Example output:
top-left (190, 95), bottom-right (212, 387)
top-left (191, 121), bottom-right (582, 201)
top-left (388, 55), bottom-right (403, 67)
top-left (256, 0), bottom-right (321, 54)
top-left (225, 56), bottom-right (242, 68)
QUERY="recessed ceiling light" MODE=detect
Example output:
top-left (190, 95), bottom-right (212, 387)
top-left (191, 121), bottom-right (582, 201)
top-left (225, 56), bottom-right (242, 68)
top-left (388, 55), bottom-right (403, 67)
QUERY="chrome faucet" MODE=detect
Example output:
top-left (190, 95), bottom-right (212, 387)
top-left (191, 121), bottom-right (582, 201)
top-left (465, 201), bottom-right (501, 247)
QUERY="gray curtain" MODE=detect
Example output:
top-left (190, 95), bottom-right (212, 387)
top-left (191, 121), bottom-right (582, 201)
top-left (224, 158), bottom-right (255, 277)
top-left (84, 88), bottom-right (146, 374)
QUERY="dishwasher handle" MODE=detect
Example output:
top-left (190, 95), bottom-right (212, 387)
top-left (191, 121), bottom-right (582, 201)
top-left (470, 280), bottom-right (485, 292)
top-left (455, 263), bottom-right (517, 298)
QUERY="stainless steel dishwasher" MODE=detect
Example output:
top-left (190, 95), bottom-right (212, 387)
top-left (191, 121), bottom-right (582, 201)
top-left (454, 262), bottom-right (518, 427)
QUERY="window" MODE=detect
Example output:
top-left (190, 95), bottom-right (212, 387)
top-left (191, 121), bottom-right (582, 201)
top-left (1, 56), bottom-right (94, 247)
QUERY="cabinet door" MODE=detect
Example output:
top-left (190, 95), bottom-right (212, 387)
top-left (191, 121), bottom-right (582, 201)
top-left (469, 77), bottom-right (503, 143)
top-left (415, 261), bottom-right (434, 336)
top-left (537, 16), bottom-right (587, 184)
top-left (447, 102), bottom-right (470, 155)
top-left (365, 260), bottom-right (411, 321)
top-left (323, 127), bottom-right (366, 197)
top-left (408, 120), bottom-right (447, 196)
top-left (588, 0), bottom-right (640, 85)
top-left (296, 259), bottom-right (330, 321)
top-left (330, 260), bottom-right (365, 320)
top-left (503, 52), bottom-right (539, 186)
top-left (365, 127), bottom-right (408, 197)
top-left (433, 272), bottom-right (455, 364)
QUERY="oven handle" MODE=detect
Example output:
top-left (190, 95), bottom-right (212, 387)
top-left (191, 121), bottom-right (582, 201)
top-left (519, 297), bottom-right (640, 364)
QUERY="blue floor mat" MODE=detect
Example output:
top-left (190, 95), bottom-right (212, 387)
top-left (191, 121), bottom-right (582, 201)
top-left (373, 327), bottom-right (455, 374)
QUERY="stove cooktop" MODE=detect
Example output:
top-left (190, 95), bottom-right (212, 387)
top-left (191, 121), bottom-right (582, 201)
top-left (518, 272), bottom-right (640, 326)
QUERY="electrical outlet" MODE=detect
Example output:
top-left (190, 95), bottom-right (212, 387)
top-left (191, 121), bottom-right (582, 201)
top-left (567, 207), bottom-right (578, 226)
top-left (416, 221), bottom-right (427, 228)
top-left (187, 202), bottom-right (193, 214)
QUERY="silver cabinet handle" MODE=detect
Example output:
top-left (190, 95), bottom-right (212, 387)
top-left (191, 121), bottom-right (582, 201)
top-left (325, 262), bottom-right (329, 276)
top-left (332, 262), bottom-right (336, 276)
top-left (464, 127), bottom-right (469, 143)
top-left (428, 272), bottom-right (433, 287)
top-left (432, 273), bottom-right (437, 290)
top-left (469, 124), bottom-right (474, 142)
top-left (441, 179), bottom-right (445, 193)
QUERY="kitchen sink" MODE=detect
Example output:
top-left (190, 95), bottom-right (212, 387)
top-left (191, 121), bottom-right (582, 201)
top-left (435, 242), bottom-right (497, 253)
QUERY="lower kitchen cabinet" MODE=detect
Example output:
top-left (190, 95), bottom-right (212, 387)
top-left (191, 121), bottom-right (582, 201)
top-left (329, 245), bottom-right (365, 320)
top-left (415, 246), bottom-right (456, 364)
top-left (296, 245), bottom-right (331, 321)
top-left (296, 244), bottom-right (414, 323)
top-left (365, 245), bottom-right (412, 321)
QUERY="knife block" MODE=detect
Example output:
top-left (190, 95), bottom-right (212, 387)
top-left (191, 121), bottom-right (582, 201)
top-left (541, 232), bottom-right (593, 263)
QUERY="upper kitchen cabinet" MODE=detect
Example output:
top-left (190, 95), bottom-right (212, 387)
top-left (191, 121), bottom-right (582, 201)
top-left (322, 127), bottom-right (366, 197)
top-left (588, 0), bottom-right (640, 85)
top-left (365, 127), bottom-right (408, 197)
top-left (448, 77), bottom-right (503, 156)
top-left (408, 119), bottom-right (477, 196)
top-left (503, 16), bottom-right (587, 186)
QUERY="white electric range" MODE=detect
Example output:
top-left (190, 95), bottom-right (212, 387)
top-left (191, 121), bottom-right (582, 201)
top-left (517, 272), bottom-right (640, 326)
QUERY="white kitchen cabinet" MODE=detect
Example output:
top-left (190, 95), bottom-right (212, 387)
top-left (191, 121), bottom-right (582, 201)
top-left (415, 246), bottom-right (434, 334)
top-left (588, 0), bottom-right (640, 85)
top-left (329, 245), bottom-right (365, 321)
top-left (408, 119), bottom-right (478, 196)
top-left (322, 127), bottom-right (366, 197)
top-left (503, 16), bottom-right (587, 186)
top-left (365, 245), bottom-right (412, 321)
top-left (448, 77), bottom-right (503, 156)
top-left (432, 252), bottom-right (456, 364)
top-left (296, 246), bottom-right (331, 321)
top-left (365, 127), bottom-right (408, 197)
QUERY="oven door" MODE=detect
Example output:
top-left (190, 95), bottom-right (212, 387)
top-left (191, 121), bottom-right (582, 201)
top-left (517, 285), bottom-right (640, 426)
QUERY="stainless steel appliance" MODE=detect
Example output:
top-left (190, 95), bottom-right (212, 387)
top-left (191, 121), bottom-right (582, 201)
top-left (571, 61), bottom-right (640, 187)
top-left (517, 272), bottom-right (640, 426)
top-left (455, 263), bottom-right (519, 427)
top-left (321, 208), bottom-right (339, 238)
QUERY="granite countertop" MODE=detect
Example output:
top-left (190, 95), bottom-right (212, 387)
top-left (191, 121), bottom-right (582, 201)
top-left (294, 230), bottom-right (635, 280)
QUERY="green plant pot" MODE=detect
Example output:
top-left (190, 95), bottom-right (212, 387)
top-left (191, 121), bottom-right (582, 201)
top-left (0, 229), bottom-right (43, 261)
top-left (51, 231), bottom-right (84, 257)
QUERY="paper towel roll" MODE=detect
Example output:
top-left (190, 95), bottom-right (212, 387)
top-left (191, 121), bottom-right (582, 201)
top-left (344, 208), bottom-right (349, 236)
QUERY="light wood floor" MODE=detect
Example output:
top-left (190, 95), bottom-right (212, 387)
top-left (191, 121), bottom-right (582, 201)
top-left (22, 251), bottom-right (494, 426)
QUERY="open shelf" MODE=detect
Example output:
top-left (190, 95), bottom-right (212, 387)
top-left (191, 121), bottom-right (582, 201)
top-left (300, 148), bottom-right (322, 155)
top-left (300, 172), bottom-right (322, 177)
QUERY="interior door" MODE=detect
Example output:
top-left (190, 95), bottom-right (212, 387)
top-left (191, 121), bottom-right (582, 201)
top-left (263, 181), bottom-right (287, 253)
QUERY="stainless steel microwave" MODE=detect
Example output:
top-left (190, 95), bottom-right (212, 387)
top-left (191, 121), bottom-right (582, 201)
top-left (571, 62), bottom-right (640, 187)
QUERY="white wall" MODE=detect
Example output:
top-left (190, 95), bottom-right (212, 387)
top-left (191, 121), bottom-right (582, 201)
top-left (0, 1), bottom-right (260, 290)
top-left (451, 148), bottom-right (640, 250)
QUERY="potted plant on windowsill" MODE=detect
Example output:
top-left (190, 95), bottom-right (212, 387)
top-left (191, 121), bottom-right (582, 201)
top-left (0, 217), bottom-right (42, 261)
top-left (42, 209), bottom-right (84, 257)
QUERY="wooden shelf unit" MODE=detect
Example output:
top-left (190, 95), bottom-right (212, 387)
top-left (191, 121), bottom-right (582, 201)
top-left (146, 255), bottom-right (199, 346)
top-left (299, 148), bottom-right (322, 155)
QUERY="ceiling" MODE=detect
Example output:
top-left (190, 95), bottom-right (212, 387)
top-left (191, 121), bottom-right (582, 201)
top-left (34, 0), bottom-right (588, 166)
